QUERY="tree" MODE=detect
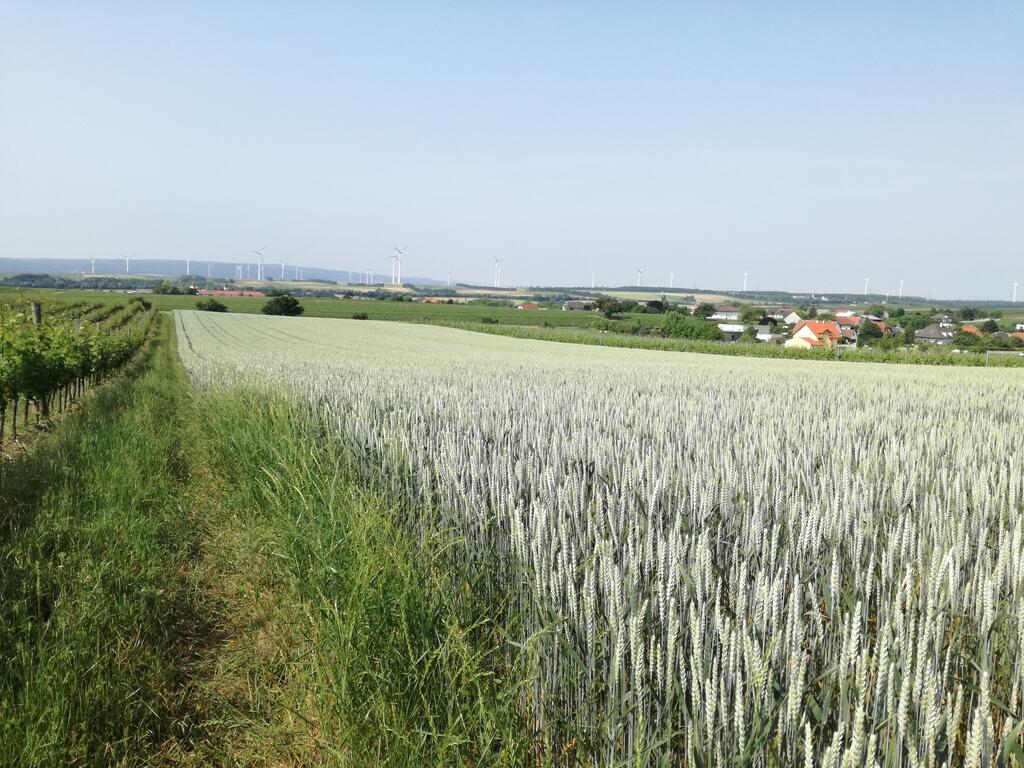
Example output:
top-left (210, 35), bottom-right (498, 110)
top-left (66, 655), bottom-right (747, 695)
top-left (858, 320), bottom-right (883, 344)
top-left (196, 298), bottom-right (228, 312)
top-left (958, 306), bottom-right (978, 321)
top-left (981, 319), bottom-right (999, 334)
top-left (262, 295), bottom-right (304, 316)
top-left (740, 306), bottom-right (766, 324)
top-left (891, 307), bottom-right (906, 317)
top-left (693, 302), bottom-right (716, 319)
top-left (866, 304), bottom-right (888, 318)
top-left (663, 313), bottom-right (724, 341)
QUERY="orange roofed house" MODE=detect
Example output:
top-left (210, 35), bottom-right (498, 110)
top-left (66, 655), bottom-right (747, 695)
top-left (784, 320), bottom-right (843, 350)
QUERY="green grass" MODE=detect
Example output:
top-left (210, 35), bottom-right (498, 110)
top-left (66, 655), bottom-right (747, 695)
top-left (0, 317), bottom-right (206, 765)
top-left (190, 389), bottom-right (529, 766)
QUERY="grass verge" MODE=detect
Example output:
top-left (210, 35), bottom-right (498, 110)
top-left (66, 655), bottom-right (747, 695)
top-left (183, 389), bottom-right (529, 766)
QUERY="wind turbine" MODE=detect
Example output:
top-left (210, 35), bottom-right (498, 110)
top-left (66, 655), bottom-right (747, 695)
top-left (743, 271), bottom-right (749, 292)
top-left (446, 270), bottom-right (452, 287)
top-left (636, 266), bottom-right (644, 287)
top-left (186, 255), bottom-right (191, 276)
top-left (124, 252), bottom-right (130, 274)
top-left (864, 277), bottom-right (870, 296)
top-left (898, 279), bottom-right (904, 299)
top-left (207, 263), bottom-right (211, 279)
top-left (1013, 282), bottom-right (1019, 303)
top-left (91, 258), bottom-right (96, 275)
top-left (493, 256), bottom-right (503, 288)
top-left (250, 248), bottom-right (265, 281)
top-left (591, 271), bottom-right (596, 289)
top-left (280, 261), bottom-right (285, 279)
top-left (391, 247), bottom-right (405, 285)
top-left (669, 272), bottom-right (674, 289)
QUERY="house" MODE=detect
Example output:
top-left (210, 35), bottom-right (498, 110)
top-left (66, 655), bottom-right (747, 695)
top-left (960, 325), bottom-right (983, 337)
top-left (562, 300), bottom-right (594, 311)
top-left (767, 308), bottom-right (803, 325)
top-left (1016, 324), bottom-right (1024, 331)
top-left (836, 316), bottom-right (863, 330)
top-left (754, 324), bottom-right (785, 343)
top-left (784, 320), bottom-right (843, 350)
top-left (717, 323), bottom-right (746, 341)
top-left (516, 302), bottom-right (540, 310)
top-left (709, 305), bottom-right (741, 321)
top-left (915, 324), bottom-right (955, 344)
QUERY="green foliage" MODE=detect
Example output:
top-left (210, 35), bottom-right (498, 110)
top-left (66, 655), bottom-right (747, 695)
top-left (692, 302), bottom-right (715, 319)
top-left (740, 306), bottom-right (766, 323)
top-left (351, 312), bottom-right (369, 320)
top-left (981, 319), bottom-right (1000, 333)
top-left (663, 312), bottom-right (725, 341)
top-left (195, 298), bottom-right (228, 312)
top-left (858, 319), bottom-right (884, 343)
top-left (261, 295), bottom-right (304, 316)
top-left (0, 301), bottom-right (155, 429)
top-left (959, 306), bottom-right (978, 320)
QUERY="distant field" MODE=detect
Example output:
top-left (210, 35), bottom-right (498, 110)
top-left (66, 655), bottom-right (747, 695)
top-left (1, 288), bottom-right (667, 330)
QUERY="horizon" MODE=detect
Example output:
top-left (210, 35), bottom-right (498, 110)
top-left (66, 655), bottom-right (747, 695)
top-left (1, 3), bottom-right (1022, 300)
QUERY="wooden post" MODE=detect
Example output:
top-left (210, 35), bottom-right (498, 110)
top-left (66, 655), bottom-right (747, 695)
top-left (30, 301), bottom-right (42, 325)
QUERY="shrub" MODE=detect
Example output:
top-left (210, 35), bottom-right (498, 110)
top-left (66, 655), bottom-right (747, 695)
top-left (196, 298), bottom-right (228, 312)
top-left (262, 295), bottom-right (304, 316)
top-left (352, 312), bottom-right (369, 320)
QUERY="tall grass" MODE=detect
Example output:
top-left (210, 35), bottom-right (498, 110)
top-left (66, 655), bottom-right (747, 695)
top-left (196, 389), bottom-right (529, 766)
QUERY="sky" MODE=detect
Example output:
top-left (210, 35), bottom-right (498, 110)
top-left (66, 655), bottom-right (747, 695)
top-left (1, 2), bottom-right (1022, 299)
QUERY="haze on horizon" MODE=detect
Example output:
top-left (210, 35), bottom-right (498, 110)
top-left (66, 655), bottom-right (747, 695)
top-left (1, 2), bottom-right (1021, 300)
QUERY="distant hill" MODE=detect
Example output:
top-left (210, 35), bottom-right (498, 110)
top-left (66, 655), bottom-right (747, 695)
top-left (0, 257), bottom-right (443, 285)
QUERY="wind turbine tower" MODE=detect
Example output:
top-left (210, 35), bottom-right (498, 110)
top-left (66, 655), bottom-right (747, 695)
top-left (743, 271), bottom-right (749, 292)
top-left (899, 279), bottom-right (904, 299)
top-left (493, 256), bottom-right (503, 288)
top-left (91, 259), bottom-right (96, 275)
top-left (125, 253), bottom-right (130, 275)
top-left (864, 277), bottom-right (870, 296)
top-left (636, 266), bottom-right (644, 287)
top-left (447, 271), bottom-right (452, 287)
top-left (281, 261), bottom-right (285, 280)
top-left (250, 248), bottom-right (265, 281)
top-left (670, 272), bottom-right (674, 289)
top-left (1014, 282), bottom-right (1019, 303)
top-left (392, 247), bottom-right (405, 285)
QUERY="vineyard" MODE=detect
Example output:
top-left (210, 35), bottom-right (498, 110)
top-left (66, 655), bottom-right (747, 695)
top-left (175, 311), bottom-right (1024, 766)
top-left (0, 298), bottom-right (156, 445)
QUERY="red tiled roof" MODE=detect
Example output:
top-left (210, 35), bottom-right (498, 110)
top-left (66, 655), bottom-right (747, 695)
top-left (793, 320), bottom-right (842, 339)
top-left (961, 325), bottom-right (982, 336)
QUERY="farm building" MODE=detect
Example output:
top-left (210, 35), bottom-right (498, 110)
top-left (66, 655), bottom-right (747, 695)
top-left (516, 302), bottom-right (540, 310)
top-left (562, 300), bottom-right (594, 311)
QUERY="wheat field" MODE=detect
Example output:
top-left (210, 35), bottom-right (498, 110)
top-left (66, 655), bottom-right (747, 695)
top-left (176, 311), bottom-right (1024, 766)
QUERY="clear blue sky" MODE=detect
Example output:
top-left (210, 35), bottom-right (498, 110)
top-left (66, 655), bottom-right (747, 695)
top-left (1, 2), bottom-right (1021, 298)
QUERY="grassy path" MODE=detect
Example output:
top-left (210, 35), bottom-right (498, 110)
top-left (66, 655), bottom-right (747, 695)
top-left (0, 318), bottom-right (524, 766)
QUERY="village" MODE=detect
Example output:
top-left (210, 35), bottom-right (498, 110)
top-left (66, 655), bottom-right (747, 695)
top-left (554, 298), bottom-right (1024, 352)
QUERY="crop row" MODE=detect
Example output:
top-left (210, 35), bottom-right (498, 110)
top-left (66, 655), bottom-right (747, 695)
top-left (0, 301), bottom-right (157, 442)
